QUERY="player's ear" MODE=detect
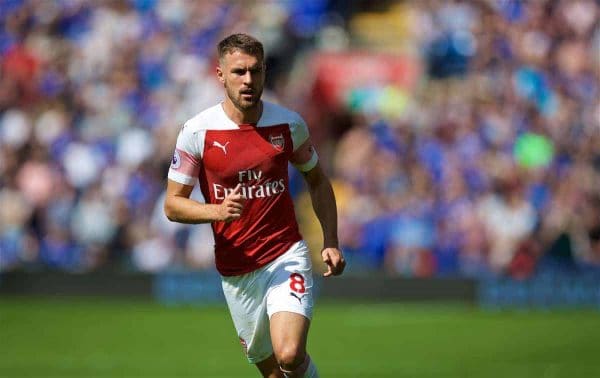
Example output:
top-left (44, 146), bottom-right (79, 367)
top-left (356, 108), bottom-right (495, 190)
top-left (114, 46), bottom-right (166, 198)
top-left (216, 65), bottom-right (225, 85)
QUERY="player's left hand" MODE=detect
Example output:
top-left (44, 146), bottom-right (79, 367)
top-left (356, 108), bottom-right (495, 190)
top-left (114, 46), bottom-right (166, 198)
top-left (322, 248), bottom-right (346, 277)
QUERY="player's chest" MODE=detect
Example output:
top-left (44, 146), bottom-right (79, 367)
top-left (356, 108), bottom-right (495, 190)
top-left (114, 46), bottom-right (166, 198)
top-left (202, 126), bottom-right (292, 177)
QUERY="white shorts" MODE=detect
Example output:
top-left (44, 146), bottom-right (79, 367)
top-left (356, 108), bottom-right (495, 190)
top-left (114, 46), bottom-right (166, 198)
top-left (221, 240), bottom-right (314, 364)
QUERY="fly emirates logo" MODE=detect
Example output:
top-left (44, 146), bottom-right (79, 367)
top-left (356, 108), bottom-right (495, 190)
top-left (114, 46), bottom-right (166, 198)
top-left (213, 169), bottom-right (285, 200)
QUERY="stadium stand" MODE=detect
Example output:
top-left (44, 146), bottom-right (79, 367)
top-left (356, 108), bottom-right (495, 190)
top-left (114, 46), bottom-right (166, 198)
top-left (1, 0), bottom-right (599, 281)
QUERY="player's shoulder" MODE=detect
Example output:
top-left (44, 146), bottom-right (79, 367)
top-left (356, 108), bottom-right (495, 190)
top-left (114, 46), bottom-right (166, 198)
top-left (260, 101), bottom-right (310, 149)
top-left (258, 101), bottom-right (306, 128)
top-left (182, 103), bottom-right (237, 132)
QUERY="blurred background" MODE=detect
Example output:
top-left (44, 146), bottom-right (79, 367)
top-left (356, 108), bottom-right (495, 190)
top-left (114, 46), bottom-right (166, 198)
top-left (1, 0), bottom-right (600, 377)
top-left (1, 0), bottom-right (599, 280)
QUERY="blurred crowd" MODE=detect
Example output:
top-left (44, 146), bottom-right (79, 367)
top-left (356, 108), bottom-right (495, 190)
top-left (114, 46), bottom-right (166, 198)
top-left (0, 0), bottom-right (329, 272)
top-left (307, 0), bottom-right (600, 278)
top-left (0, 0), bottom-right (599, 279)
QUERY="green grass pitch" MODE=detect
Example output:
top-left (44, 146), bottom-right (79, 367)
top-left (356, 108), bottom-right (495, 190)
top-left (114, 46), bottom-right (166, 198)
top-left (1, 297), bottom-right (599, 377)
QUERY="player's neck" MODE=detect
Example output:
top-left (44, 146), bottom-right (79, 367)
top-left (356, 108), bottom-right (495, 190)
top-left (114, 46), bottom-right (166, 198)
top-left (222, 99), bottom-right (263, 125)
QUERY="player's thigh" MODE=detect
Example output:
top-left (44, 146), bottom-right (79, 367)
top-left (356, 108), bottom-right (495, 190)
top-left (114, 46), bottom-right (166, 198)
top-left (265, 240), bottom-right (314, 321)
top-left (222, 273), bottom-right (273, 364)
top-left (265, 240), bottom-right (313, 362)
top-left (270, 311), bottom-right (310, 365)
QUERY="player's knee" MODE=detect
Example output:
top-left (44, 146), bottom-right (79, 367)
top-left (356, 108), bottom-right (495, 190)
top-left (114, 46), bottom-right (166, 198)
top-left (275, 344), bottom-right (305, 371)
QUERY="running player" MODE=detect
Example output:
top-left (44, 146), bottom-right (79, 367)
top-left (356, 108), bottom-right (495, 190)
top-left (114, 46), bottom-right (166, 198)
top-left (164, 33), bottom-right (345, 378)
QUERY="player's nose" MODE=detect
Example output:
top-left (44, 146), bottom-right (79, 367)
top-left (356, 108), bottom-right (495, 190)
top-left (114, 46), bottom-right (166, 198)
top-left (242, 71), bottom-right (252, 84)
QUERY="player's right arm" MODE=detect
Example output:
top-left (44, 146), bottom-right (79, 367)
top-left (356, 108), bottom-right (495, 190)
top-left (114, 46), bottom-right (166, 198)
top-left (164, 181), bottom-right (245, 224)
top-left (164, 122), bottom-right (244, 224)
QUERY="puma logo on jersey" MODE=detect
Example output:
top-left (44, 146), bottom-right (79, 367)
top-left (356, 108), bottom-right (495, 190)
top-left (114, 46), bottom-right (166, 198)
top-left (290, 292), bottom-right (304, 304)
top-left (213, 141), bottom-right (230, 155)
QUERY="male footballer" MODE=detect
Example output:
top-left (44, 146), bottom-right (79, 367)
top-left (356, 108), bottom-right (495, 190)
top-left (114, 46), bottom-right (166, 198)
top-left (164, 33), bottom-right (345, 377)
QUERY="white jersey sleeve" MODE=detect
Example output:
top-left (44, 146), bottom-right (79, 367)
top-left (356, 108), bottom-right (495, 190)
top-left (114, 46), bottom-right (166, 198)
top-left (167, 123), bottom-right (205, 186)
top-left (289, 113), bottom-right (310, 152)
top-left (289, 112), bottom-right (318, 172)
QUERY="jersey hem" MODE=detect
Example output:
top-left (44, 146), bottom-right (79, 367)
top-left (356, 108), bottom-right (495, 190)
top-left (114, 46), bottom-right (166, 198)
top-left (216, 237), bottom-right (302, 277)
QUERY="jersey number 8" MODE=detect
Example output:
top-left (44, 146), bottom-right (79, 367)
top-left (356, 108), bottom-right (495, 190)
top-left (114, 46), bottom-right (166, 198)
top-left (289, 273), bottom-right (306, 294)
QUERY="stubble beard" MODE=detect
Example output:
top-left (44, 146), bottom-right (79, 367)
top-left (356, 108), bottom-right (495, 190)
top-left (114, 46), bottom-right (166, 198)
top-left (226, 84), bottom-right (262, 112)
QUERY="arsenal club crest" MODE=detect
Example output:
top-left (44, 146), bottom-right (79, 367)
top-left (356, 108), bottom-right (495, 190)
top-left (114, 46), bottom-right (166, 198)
top-left (269, 134), bottom-right (284, 151)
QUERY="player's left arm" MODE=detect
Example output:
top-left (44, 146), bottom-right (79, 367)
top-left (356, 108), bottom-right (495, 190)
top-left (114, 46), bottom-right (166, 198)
top-left (291, 139), bottom-right (346, 277)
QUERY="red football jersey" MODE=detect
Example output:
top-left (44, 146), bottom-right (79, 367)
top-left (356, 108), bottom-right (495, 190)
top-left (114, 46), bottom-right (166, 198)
top-left (168, 101), bottom-right (313, 276)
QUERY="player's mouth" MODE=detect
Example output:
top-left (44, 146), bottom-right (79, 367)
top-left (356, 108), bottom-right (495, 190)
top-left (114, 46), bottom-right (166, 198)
top-left (240, 88), bottom-right (255, 100)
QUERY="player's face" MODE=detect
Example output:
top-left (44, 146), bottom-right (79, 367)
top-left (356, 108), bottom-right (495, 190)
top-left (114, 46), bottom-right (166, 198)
top-left (217, 50), bottom-right (265, 111)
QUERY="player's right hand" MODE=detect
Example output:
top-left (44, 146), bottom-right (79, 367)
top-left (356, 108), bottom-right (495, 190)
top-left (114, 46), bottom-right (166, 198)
top-left (219, 184), bottom-right (246, 222)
